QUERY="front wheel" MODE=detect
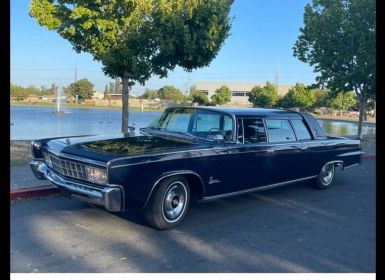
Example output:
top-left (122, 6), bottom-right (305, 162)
top-left (313, 162), bottom-right (335, 189)
top-left (144, 176), bottom-right (190, 230)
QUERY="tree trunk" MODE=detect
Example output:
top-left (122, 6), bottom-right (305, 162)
top-left (357, 97), bottom-right (365, 140)
top-left (121, 72), bottom-right (130, 134)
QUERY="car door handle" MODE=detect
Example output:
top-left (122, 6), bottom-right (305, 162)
top-left (290, 145), bottom-right (308, 151)
top-left (266, 148), bottom-right (275, 154)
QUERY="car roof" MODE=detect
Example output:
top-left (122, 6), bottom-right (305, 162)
top-left (167, 106), bottom-right (303, 119)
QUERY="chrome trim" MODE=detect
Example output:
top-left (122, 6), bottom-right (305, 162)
top-left (343, 163), bottom-right (360, 170)
top-left (288, 118), bottom-right (299, 141)
top-left (109, 143), bottom-right (311, 169)
top-left (202, 175), bottom-right (318, 201)
top-left (31, 140), bottom-right (36, 159)
top-left (324, 160), bottom-right (344, 167)
top-left (29, 160), bottom-right (123, 212)
top-left (45, 148), bottom-right (107, 167)
top-left (161, 181), bottom-right (188, 223)
top-left (337, 151), bottom-right (365, 157)
top-left (107, 139), bottom-right (360, 167)
top-left (143, 170), bottom-right (205, 209)
top-left (262, 117), bottom-right (270, 143)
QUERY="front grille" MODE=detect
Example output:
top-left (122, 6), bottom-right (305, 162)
top-left (46, 152), bottom-right (87, 180)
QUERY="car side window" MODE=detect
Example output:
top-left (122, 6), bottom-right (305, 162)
top-left (291, 119), bottom-right (312, 140)
top-left (265, 119), bottom-right (296, 143)
top-left (243, 117), bottom-right (267, 143)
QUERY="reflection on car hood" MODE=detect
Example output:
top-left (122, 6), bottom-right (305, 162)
top-left (68, 135), bottom-right (197, 157)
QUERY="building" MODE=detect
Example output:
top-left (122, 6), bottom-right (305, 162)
top-left (194, 81), bottom-right (293, 106)
top-left (92, 91), bottom-right (105, 100)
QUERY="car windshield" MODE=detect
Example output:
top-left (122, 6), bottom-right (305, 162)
top-left (145, 108), bottom-right (234, 141)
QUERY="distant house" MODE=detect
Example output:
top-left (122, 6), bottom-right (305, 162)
top-left (194, 81), bottom-right (293, 106)
top-left (92, 92), bottom-right (105, 100)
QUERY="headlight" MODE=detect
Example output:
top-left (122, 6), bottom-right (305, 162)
top-left (85, 166), bottom-right (108, 184)
top-left (42, 151), bottom-right (52, 167)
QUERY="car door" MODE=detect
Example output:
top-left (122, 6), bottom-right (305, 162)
top-left (216, 116), bottom-right (275, 193)
top-left (263, 118), bottom-right (310, 183)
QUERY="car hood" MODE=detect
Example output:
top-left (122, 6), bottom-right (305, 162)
top-left (46, 134), bottom-right (205, 163)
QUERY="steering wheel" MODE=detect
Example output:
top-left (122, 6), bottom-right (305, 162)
top-left (208, 127), bottom-right (226, 137)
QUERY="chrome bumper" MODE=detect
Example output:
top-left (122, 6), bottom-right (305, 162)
top-left (29, 160), bottom-right (124, 212)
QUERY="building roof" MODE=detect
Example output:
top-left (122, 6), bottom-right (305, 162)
top-left (195, 81), bottom-right (293, 96)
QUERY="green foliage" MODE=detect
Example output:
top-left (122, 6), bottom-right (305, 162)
top-left (11, 83), bottom-right (53, 100)
top-left (158, 86), bottom-right (183, 102)
top-left (64, 78), bottom-right (94, 100)
top-left (310, 88), bottom-right (329, 109)
top-left (28, 0), bottom-right (234, 81)
top-left (293, 0), bottom-right (375, 138)
top-left (248, 82), bottom-right (278, 108)
top-left (191, 90), bottom-right (209, 105)
top-left (11, 84), bottom-right (29, 100)
top-left (50, 83), bottom-right (58, 96)
top-left (114, 78), bottom-right (122, 95)
top-left (141, 88), bottom-right (159, 100)
top-left (326, 91), bottom-right (357, 111)
top-left (280, 83), bottom-right (316, 111)
top-left (211, 85), bottom-right (231, 105)
top-left (104, 85), bottom-right (109, 98)
top-left (29, 0), bottom-right (234, 133)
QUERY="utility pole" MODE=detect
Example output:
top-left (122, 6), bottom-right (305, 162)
top-left (275, 69), bottom-right (279, 93)
top-left (275, 55), bottom-right (279, 95)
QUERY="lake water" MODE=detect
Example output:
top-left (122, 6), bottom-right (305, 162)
top-left (10, 106), bottom-right (376, 140)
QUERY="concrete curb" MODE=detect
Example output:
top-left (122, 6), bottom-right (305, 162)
top-left (10, 154), bottom-right (376, 201)
top-left (10, 185), bottom-right (59, 201)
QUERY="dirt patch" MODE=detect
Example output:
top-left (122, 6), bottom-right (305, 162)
top-left (11, 140), bottom-right (33, 166)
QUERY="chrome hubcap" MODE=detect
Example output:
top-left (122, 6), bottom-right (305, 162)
top-left (163, 182), bottom-right (187, 222)
top-left (321, 164), bottom-right (334, 184)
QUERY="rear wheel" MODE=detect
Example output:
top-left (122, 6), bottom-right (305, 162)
top-left (313, 162), bottom-right (335, 189)
top-left (144, 176), bottom-right (190, 230)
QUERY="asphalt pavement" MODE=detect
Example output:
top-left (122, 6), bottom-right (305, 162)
top-left (10, 159), bottom-right (375, 273)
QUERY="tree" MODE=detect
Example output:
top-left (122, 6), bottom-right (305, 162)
top-left (158, 86), bottom-right (183, 102)
top-left (211, 85), bottom-right (231, 105)
top-left (310, 88), bottom-right (329, 109)
top-left (10, 84), bottom-right (29, 100)
top-left (104, 85), bottom-right (109, 99)
top-left (142, 88), bottom-right (159, 100)
top-left (293, 0), bottom-right (375, 139)
top-left (326, 91), bottom-right (357, 116)
top-left (248, 82), bottom-right (278, 108)
top-left (114, 78), bottom-right (122, 96)
top-left (64, 79), bottom-right (94, 100)
top-left (279, 83), bottom-right (316, 111)
top-left (191, 90), bottom-right (209, 105)
top-left (30, 0), bottom-right (233, 133)
top-left (50, 83), bottom-right (58, 96)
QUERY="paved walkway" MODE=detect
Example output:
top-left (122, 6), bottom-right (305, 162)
top-left (10, 165), bottom-right (49, 190)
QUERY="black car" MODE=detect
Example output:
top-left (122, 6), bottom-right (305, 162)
top-left (30, 106), bottom-right (362, 229)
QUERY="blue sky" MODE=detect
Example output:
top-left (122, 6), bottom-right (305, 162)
top-left (11, 0), bottom-right (316, 94)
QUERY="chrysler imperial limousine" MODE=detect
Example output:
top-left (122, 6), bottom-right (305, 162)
top-left (30, 106), bottom-right (363, 229)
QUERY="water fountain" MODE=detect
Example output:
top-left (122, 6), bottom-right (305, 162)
top-left (52, 87), bottom-right (65, 115)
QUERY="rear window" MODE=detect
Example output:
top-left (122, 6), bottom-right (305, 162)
top-left (291, 119), bottom-right (312, 140)
top-left (266, 119), bottom-right (296, 143)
